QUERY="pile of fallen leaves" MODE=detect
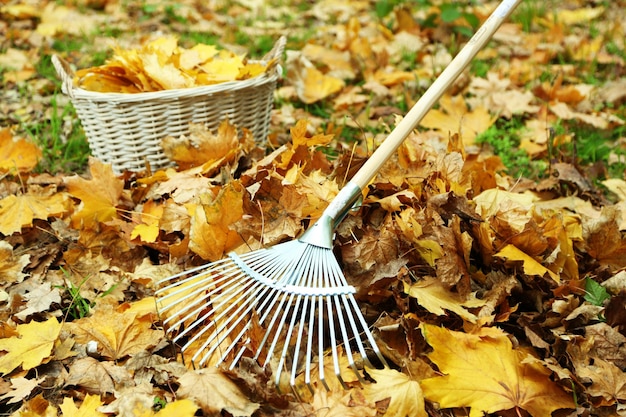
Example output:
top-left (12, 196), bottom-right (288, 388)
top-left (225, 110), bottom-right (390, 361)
top-left (2, 0), bottom-right (626, 416)
top-left (74, 36), bottom-right (273, 93)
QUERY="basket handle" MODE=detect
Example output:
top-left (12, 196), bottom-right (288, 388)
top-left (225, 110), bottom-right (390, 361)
top-left (263, 36), bottom-right (287, 77)
top-left (51, 55), bottom-right (76, 99)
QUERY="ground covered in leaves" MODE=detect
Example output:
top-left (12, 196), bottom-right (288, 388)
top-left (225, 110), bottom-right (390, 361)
top-left (2, 0), bottom-right (626, 416)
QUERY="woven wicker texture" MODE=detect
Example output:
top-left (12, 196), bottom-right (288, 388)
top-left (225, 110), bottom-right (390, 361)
top-left (53, 36), bottom-right (285, 173)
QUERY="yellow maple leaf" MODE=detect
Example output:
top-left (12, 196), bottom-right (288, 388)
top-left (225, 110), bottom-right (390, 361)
top-left (420, 324), bottom-right (574, 417)
top-left (288, 53), bottom-right (344, 104)
top-left (59, 394), bottom-right (106, 417)
top-left (0, 193), bottom-right (69, 236)
top-left (363, 367), bottom-right (427, 417)
top-left (495, 244), bottom-right (559, 282)
top-left (65, 157), bottom-right (124, 228)
top-left (131, 200), bottom-right (164, 243)
top-left (403, 278), bottom-right (484, 323)
top-left (0, 317), bottom-right (62, 375)
top-left (141, 53), bottom-right (192, 89)
top-left (0, 128), bottom-right (41, 173)
top-left (128, 398), bottom-right (198, 417)
top-left (421, 95), bottom-right (495, 145)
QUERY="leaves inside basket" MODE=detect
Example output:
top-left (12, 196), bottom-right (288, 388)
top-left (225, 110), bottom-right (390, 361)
top-left (73, 36), bottom-right (275, 93)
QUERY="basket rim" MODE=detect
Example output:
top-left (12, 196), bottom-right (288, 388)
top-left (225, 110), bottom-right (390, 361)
top-left (52, 36), bottom-right (285, 103)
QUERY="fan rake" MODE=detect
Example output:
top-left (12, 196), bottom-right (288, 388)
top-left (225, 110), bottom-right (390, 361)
top-left (156, 0), bottom-right (522, 390)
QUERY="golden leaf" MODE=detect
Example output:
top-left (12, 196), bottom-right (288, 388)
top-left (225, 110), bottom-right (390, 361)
top-left (0, 193), bottom-right (69, 236)
top-left (131, 200), bottom-right (164, 243)
top-left (420, 324), bottom-right (573, 417)
top-left (363, 367), bottom-right (427, 417)
top-left (495, 244), bottom-right (559, 282)
top-left (404, 278), bottom-right (484, 323)
top-left (421, 95), bottom-right (495, 145)
top-left (0, 317), bottom-right (62, 375)
top-left (0, 128), bottom-right (41, 173)
top-left (65, 157), bottom-right (124, 228)
top-left (59, 394), bottom-right (106, 417)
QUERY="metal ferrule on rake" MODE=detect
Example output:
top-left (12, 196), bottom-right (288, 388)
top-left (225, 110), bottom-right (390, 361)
top-left (298, 181), bottom-right (363, 250)
top-left (156, 0), bottom-right (522, 391)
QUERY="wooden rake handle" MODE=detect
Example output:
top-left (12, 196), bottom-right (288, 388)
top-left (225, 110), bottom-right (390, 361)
top-left (350, 0), bottom-right (522, 190)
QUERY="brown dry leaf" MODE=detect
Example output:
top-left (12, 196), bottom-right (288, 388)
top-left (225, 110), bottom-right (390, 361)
top-left (0, 317), bottom-right (62, 375)
top-left (0, 241), bottom-right (30, 284)
top-left (0, 376), bottom-right (44, 404)
top-left (363, 367), bottom-right (427, 417)
top-left (0, 192), bottom-right (70, 236)
top-left (14, 282), bottom-right (62, 321)
top-left (311, 389), bottom-right (376, 417)
top-left (59, 394), bottom-right (107, 417)
top-left (161, 120), bottom-right (244, 169)
top-left (188, 182), bottom-right (245, 261)
top-left (0, 128), bottom-right (41, 173)
top-left (65, 357), bottom-right (132, 394)
top-left (177, 368), bottom-right (259, 416)
top-left (582, 205), bottom-right (626, 270)
top-left (403, 278), bottom-right (484, 323)
top-left (65, 157), bottom-right (125, 228)
top-left (420, 324), bottom-right (573, 417)
top-left (420, 95), bottom-right (495, 145)
top-left (575, 357), bottom-right (626, 406)
top-left (66, 300), bottom-right (163, 360)
top-left (468, 72), bottom-right (539, 118)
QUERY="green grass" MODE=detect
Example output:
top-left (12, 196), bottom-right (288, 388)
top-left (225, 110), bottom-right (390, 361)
top-left (22, 94), bottom-right (89, 173)
top-left (511, 0), bottom-right (550, 32)
top-left (475, 118), bottom-right (546, 179)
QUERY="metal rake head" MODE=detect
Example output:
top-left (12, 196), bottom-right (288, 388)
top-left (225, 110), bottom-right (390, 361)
top-left (156, 239), bottom-right (387, 390)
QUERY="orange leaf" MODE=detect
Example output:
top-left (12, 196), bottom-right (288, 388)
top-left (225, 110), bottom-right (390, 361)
top-left (0, 128), bottom-right (41, 173)
top-left (65, 157), bottom-right (124, 228)
top-left (420, 324), bottom-right (573, 417)
top-left (188, 182), bottom-right (245, 261)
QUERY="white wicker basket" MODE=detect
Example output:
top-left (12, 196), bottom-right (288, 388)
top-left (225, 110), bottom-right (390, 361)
top-left (52, 36), bottom-right (285, 173)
